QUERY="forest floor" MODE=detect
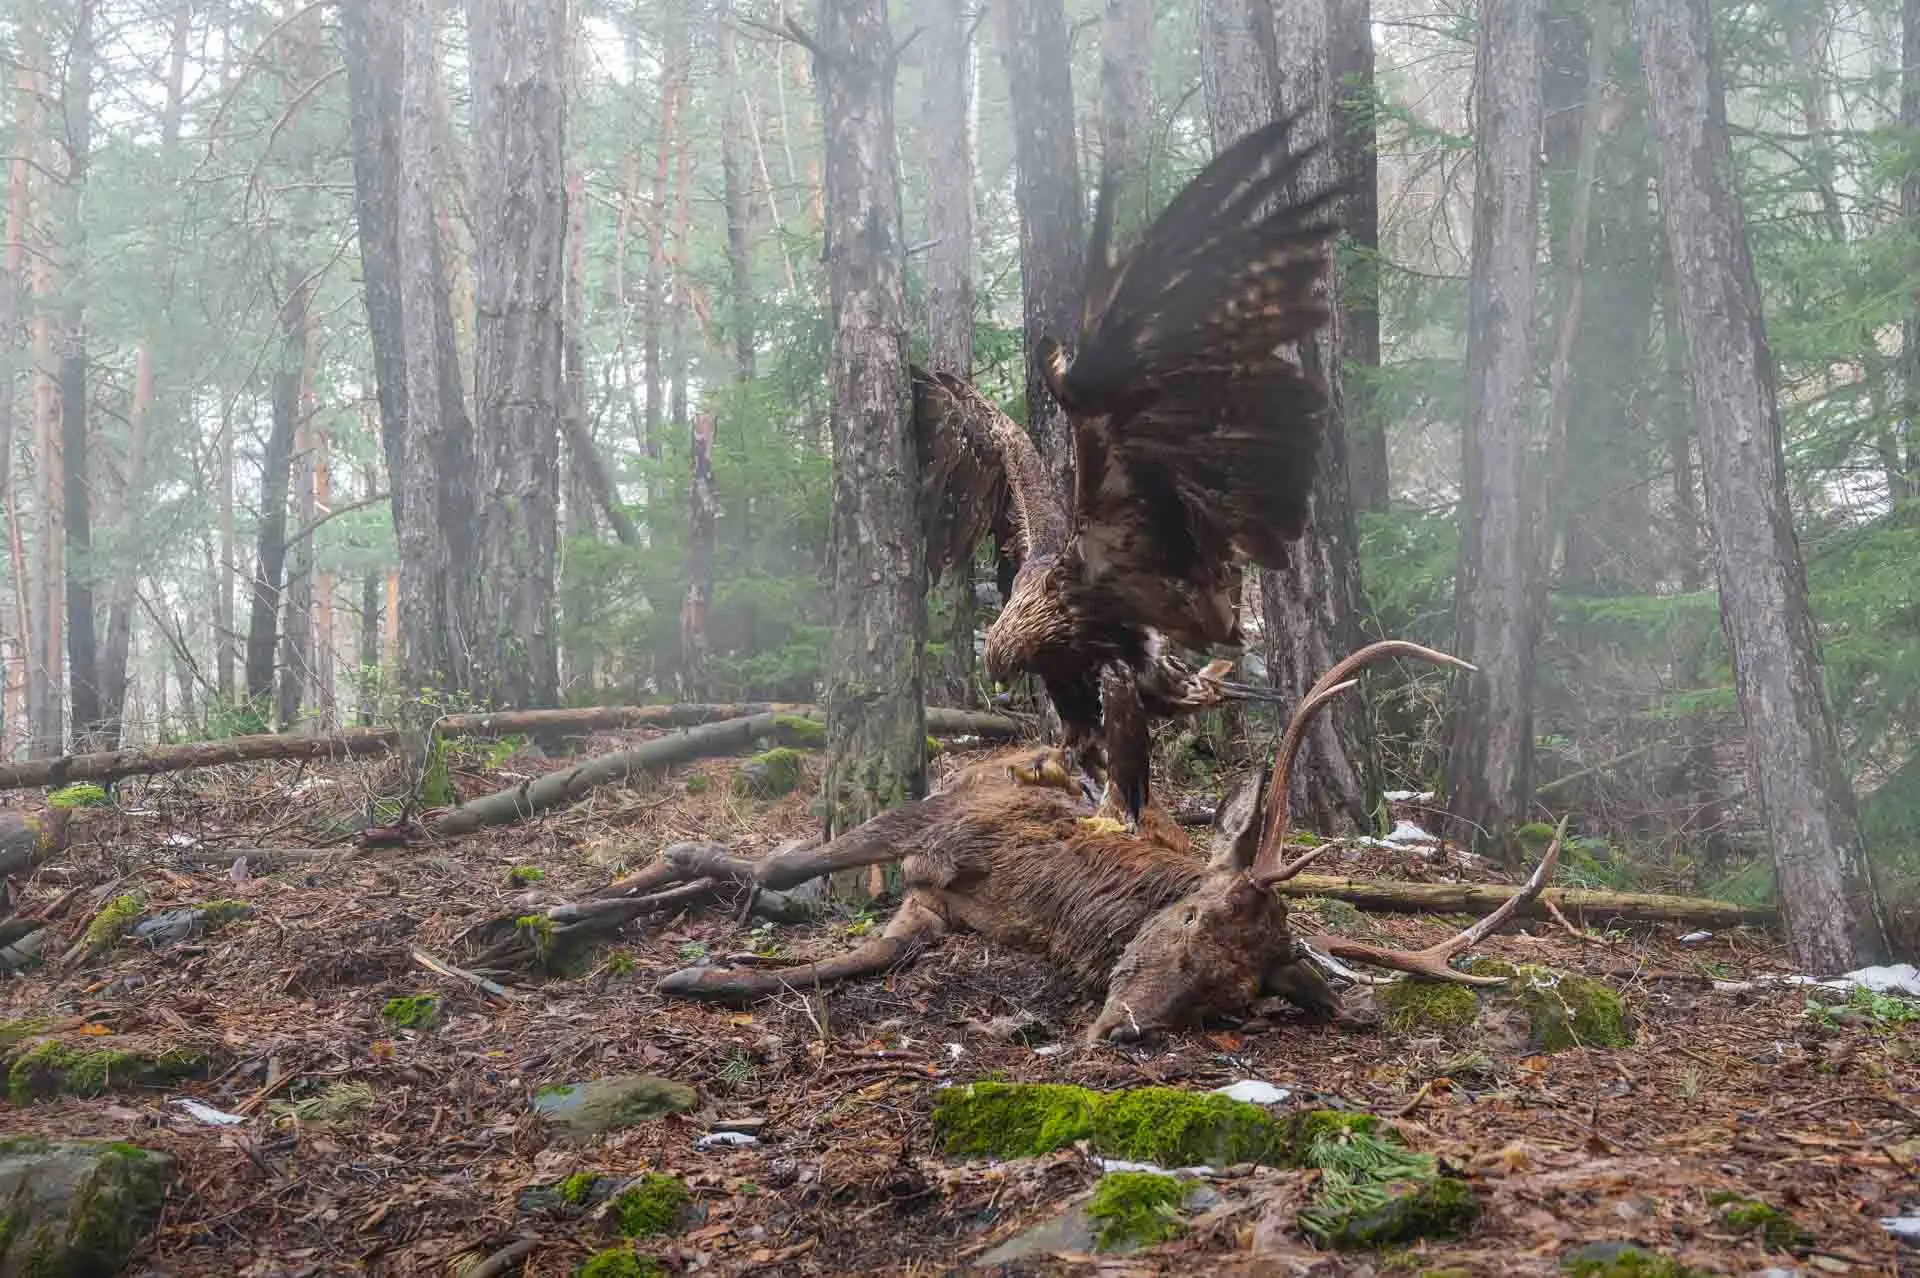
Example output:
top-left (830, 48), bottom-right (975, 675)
top-left (1, 730), bottom-right (1916, 1277)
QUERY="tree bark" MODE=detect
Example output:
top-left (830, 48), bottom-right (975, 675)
top-left (1100, 0), bottom-right (1156, 240)
top-left (340, 0), bottom-right (410, 524)
top-left (919, 0), bottom-right (979, 707)
top-left (681, 410), bottom-right (716, 698)
top-left (719, 0), bottom-right (757, 382)
top-left (814, 0), bottom-right (927, 842)
top-left (97, 345), bottom-right (153, 741)
top-left (470, 0), bottom-right (567, 710)
top-left (1331, 0), bottom-right (1386, 513)
top-left (244, 275), bottom-right (303, 716)
top-left (1637, 0), bottom-right (1890, 971)
top-left (1900, 0), bottom-right (1920, 502)
top-left (58, 0), bottom-right (100, 747)
top-left (1443, 0), bottom-right (1544, 860)
top-left (396, 0), bottom-right (480, 698)
top-left (1201, 0), bottom-right (1372, 833)
top-left (643, 14), bottom-right (688, 486)
top-left (995, 0), bottom-right (1084, 506)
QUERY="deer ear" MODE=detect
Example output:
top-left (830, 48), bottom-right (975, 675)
top-left (1209, 770), bottom-right (1268, 871)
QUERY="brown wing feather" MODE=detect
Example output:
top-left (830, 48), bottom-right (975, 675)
top-left (1049, 112), bottom-right (1345, 644)
top-left (912, 365), bottom-right (1067, 585)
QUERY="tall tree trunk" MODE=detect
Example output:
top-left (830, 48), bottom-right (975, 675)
top-left (1442, 0), bottom-right (1544, 860)
top-left (919, 0), bottom-right (979, 707)
top-left (1332, 0), bottom-right (1387, 513)
top-left (1100, 0), bottom-right (1156, 240)
top-left (995, 0), bottom-right (1083, 506)
top-left (341, 0), bottom-right (410, 525)
top-left (1, 47), bottom-right (38, 758)
top-left (396, 0), bottom-right (481, 697)
top-left (1637, 0), bottom-right (1890, 970)
top-left (1201, 0), bottom-right (1372, 832)
top-left (719, 0), bottom-right (757, 382)
top-left (643, 14), bottom-right (688, 491)
top-left (1899, 0), bottom-right (1920, 502)
top-left (59, 0), bottom-right (101, 746)
top-left (814, 0), bottom-right (927, 843)
top-left (97, 345), bottom-right (153, 740)
top-left (215, 402), bottom-right (236, 702)
top-left (359, 572), bottom-right (382, 724)
top-left (244, 273), bottom-right (305, 714)
top-left (470, 0), bottom-right (567, 710)
top-left (681, 409), bottom-right (716, 699)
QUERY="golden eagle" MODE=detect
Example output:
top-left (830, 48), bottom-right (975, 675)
top-left (916, 112), bottom-right (1344, 828)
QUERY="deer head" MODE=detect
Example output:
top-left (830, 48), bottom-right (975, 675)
top-left (1086, 641), bottom-right (1564, 1046)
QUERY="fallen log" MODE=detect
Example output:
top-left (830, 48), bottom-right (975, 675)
top-left (1278, 873), bottom-right (1772, 928)
top-left (428, 710), bottom-right (1021, 838)
top-left (0, 704), bottom-right (1025, 793)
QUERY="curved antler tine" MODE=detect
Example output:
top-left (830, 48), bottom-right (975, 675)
top-left (1253, 840), bottom-right (1335, 886)
top-left (1305, 640), bottom-right (1477, 706)
top-left (1449, 814), bottom-right (1566, 950)
top-left (1252, 678), bottom-right (1358, 872)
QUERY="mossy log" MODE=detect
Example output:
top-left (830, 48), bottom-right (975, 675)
top-left (1277, 874), bottom-right (1772, 928)
top-left (0, 808), bottom-right (69, 876)
top-left (0, 704), bottom-right (1023, 793)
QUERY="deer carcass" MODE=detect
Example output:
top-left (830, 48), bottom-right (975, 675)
top-left (656, 642), bottom-right (1563, 1045)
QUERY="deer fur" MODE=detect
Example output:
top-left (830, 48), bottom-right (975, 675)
top-left (657, 642), bottom-right (1556, 1047)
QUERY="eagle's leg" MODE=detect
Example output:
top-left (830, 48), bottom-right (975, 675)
top-left (1081, 778), bottom-right (1137, 836)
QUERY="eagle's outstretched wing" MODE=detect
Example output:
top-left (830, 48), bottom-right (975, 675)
top-left (911, 365), bottom-right (1067, 586)
top-left (1040, 111), bottom-right (1346, 649)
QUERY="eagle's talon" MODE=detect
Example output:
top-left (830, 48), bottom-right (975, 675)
top-left (1078, 815), bottom-right (1130, 835)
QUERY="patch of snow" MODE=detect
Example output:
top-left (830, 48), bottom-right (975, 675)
top-left (161, 832), bottom-right (200, 848)
top-left (1880, 1216), bottom-right (1920, 1240)
top-left (1384, 821), bottom-right (1438, 845)
top-left (1095, 1157), bottom-right (1211, 1177)
top-left (1032, 1044), bottom-right (1066, 1058)
top-left (945, 1042), bottom-right (965, 1060)
top-left (1678, 931), bottom-right (1713, 945)
top-left (696, 1131), bottom-right (760, 1150)
top-left (170, 1098), bottom-right (247, 1126)
top-left (1382, 790), bottom-right (1434, 803)
top-left (1212, 1079), bottom-right (1290, 1105)
top-left (1783, 963), bottom-right (1920, 997)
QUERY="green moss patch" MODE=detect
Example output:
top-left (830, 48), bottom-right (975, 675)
top-left (769, 714), bottom-right (827, 747)
top-left (1379, 981), bottom-right (1480, 1033)
top-left (0, 1020), bottom-right (51, 1051)
top-left (1709, 1193), bottom-right (1810, 1251)
top-left (1094, 1086), bottom-right (1291, 1167)
top-left (197, 899), bottom-right (253, 926)
top-left (379, 995), bottom-right (441, 1030)
top-left (577, 1246), bottom-right (663, 1278)
top-left (0, 1138), bottom-right (173, 1274)
top-left (1468, 961), bottom-right (1632, 1052)
top-left (610, 1173), bottom-right (690, 1238)
top-left (1561, 1242), bottom-right (1712, 1276)
top-left (1295, 1118), bottom-right (1475, 1248)
top-left (932, 1081), bottom-right (1099, 1159)
top-left (507, 865), bottom-right (546, 886)
top-left (81, 894), bottom-right (143, 955)
top-left (1086, 1171), bottom-right (1186, 1250)
top-left (47, 783), bottom-right (110, 809)
top-left (6, 1040), bottom-right (207, 1105)
top-left (734, 747), bottom-right (807, 799)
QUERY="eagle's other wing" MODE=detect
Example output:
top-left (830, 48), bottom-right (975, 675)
top-left (912, 365), bottom-right (1067, 585)
top-left (1039, 112), bottom-right (1346, 645)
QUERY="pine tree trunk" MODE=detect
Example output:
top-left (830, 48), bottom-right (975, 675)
top-left (719, 0), bottom-right (757, 382)
top-left (995, 0), bottom-right (1083, 506)
top-left (1100, 0), bottom-right (1156, 240)
top-left (1, 49), bottom-right (35, 760)
top-left (97, 344), bottom-right (153, 741)
top-left (1637, 0), bottom-right (1890, 971)
top-left (1331, 0), bottom-right (1386, 513)
top-left (643, 18), bottom-right (687, 491)
top-left (58, 1), bottom-right (100, 747)
top-left (1443, 0), bottom-right (1544, 860)
top-left (814, 0), bottom-right (927, 842)
top-left (470, 0), bottom-right (567, 710)
top-left (919, 0), bottom-right (979, 708)
top-left (396, 0), bottom-right (480, 697)
top-left (244, 271), bottom-right (304, 716)
top-left (1202, 0), bottom-right (1371, 832)
top-left (681, 409), bottom-right (716, 699)
top-left (1900, 0), bottom-right (1920, 502)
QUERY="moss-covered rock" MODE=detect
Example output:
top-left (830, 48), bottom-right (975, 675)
top-left (81, 894), bottom-right (142, 955)
top-left (532, 1075), bottom-right (700, 1141)
top-left (932, 1081), bottom-right (1098, 1159)
top-left (1379, 980), bottom-right (1480, 1033)
top-left (1093, 1087), bottom-right (1290, 1167)
top-left (1468, 961), bottom-right (1632, 1051)
top-left (1560, 1241), bottom-right (1711, 1276)
top-left (1708, 1193), bottom-right (1810, 1252)
top-left (576, 1246), bottom-right (663, 1278)
top-left (1086, 1171), bottom-right (1186, 1250)
top-left (560, 1172), bottom-right (601, 1205)
top-left (0, 1019), bottom-right (51, 1051)
top-left (507, 865), bottom-right (545, 886)
top-left (0, 1137), bottom-right (172, 1274)
top-left (610, 1173), bottom-right (690, 1238)
top-left (734, 747), bottom-right (807, 799)
top-left (7, 1040), bottom-right (207, 1105)
top-left (380, 994), bottom-right (441, 1030)
top-left (770, 714), bottom-right (827, 748)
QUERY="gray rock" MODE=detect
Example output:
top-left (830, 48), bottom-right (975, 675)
top-left (531, 1075), bottom-right (699, 1141)
top-left (974, 1203), bottom-right (1098, 1266)
top-left (0, 1137), bottom-right (173, 1275)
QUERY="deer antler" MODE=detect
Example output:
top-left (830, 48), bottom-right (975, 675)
top-left (1298, 816), bottom-right (1568, 985)
top-left (1253, 640), bottom-right (1477, 872)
